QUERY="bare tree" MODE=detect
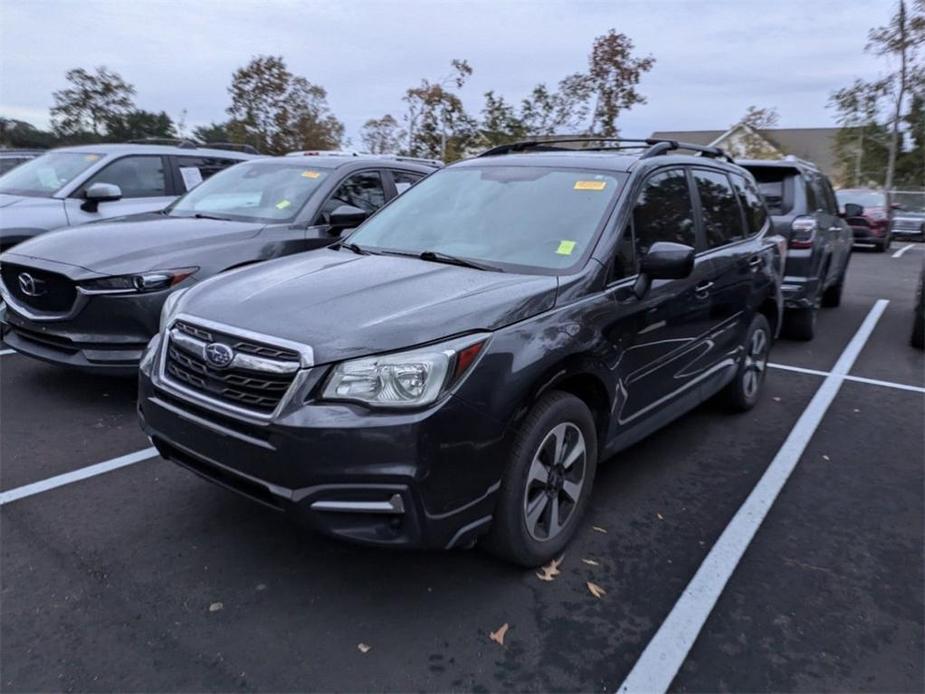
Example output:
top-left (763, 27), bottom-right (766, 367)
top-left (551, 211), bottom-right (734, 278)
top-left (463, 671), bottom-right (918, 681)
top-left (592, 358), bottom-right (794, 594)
top-left (585, 30), bottom-right (655, 137)
top-left (50, 66), bottom-right (136, 137)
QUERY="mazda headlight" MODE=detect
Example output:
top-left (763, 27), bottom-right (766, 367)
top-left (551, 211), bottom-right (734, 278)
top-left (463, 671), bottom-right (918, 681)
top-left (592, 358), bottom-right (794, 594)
top-left (321, 334), bottom-right (490, 409)
top-left (159, 287), bottom-right (190, 334)
top-left (80, 267), bottom-right (198, 295)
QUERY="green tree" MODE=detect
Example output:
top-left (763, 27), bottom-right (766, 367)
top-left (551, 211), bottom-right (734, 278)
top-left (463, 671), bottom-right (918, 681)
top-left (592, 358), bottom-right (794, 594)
top-left (478, 91), bottom-right (528, 148)
top-left (867, 0), bottom-right (924, 193)
top-left (225, 55), bottom-right (344, 155)
top-left (104, 110), bottom-right (176, 141)
top-left (402, 60), bottom-right (477, 161)
top-left (360, 114), bottom-right (404, 154)
top-left (50, 66), bottom-right (135, 137)
top-left (0, 117), bottom-right (57, 148)
top-left (192, 121), bottom-right (231, 143)
top-left (830, 80), bottom-right (891, 186)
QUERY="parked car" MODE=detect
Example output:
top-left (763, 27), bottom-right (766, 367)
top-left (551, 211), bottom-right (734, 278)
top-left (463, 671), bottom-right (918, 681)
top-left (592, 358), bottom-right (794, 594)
top-left (891, 208), bottom-right (925, 241)
top-left (136, 137), bottom-right (784, 566)
top-left (739, 158), bottom-right (852, 340)
top-left (0, 143), bottom-right (254, 250)
top-left (0, 155), bottom-right (437, 373)
top-left (835, 188), bottom-right (893, 252)
top-left (913, 264), bottom-right (924, 350)
top-left (0, 149), bottom-right (43, 175)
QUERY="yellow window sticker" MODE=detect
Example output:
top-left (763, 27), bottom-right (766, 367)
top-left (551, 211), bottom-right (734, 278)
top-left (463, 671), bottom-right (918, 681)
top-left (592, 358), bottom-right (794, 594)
top-left (302, 170), bottom-right (321, 179)
top-left (275, 199), bottom-right (292, 210)
top-left (574, 180), bottom-right (607, 191)
top-left (84, 154), bottom-right (100, 162)
top-left (556, 240), bottom-right (577, 255)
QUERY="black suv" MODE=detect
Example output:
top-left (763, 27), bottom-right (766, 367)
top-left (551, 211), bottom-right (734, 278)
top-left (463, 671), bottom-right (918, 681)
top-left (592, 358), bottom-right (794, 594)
top-left (137, 138), bottom-right (783, 566)
top-left (0, 155), bottom-right (437, 373)
top-left (739, 159), bottom-right (852, 340)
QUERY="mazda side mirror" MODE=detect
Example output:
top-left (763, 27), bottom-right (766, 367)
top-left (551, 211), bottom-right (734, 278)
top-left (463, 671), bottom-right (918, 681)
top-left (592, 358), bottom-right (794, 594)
top-left (842, 203), bottom-right (863, 218)
top-left (81, 182), bottom-right (122, 212)
top-left (634, 241), bottom-right (695, 298)
top-left (327, 204), bottom-right (368, 233)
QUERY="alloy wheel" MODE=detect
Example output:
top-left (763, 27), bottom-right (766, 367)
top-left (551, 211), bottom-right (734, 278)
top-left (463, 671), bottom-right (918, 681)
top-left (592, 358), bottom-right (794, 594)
top-left (523, 422), bottom-right (587, 542)
top-left (742, 328), bottom-right (769, 399)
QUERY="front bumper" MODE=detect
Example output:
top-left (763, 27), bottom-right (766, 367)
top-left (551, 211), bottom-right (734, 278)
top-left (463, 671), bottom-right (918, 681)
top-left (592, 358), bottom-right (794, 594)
top-left (137, 354), bottom-right (506, 550)
top-left (0, 290), bottom-right (167, 375)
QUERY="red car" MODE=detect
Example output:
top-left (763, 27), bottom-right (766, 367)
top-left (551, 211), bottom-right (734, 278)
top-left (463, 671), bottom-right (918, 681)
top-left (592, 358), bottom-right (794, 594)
top-left (835, 188), bottom-right (893, 252)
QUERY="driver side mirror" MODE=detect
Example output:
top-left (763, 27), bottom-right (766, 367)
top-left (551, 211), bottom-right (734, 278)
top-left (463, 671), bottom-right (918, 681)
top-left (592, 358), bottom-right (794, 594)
top-left (842, 203), bottom-right (864, 218)
top-left (633, 241), bottom-right (695, 298)
top-left (81, 182), bottom-right (122, 212)
top-left (326, 204), bottom-right (368, 234)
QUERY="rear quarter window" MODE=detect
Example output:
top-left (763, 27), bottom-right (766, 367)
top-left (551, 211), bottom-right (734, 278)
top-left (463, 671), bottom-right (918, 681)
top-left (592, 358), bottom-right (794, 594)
top-left (748, 166), bottom-right (797, 216)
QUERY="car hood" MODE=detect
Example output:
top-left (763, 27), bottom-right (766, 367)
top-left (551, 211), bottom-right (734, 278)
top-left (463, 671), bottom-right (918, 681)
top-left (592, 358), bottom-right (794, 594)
top-left (0, 193), bottom-right (57, 209)
top-left (178, 248), bottom-right (558, 365)
top-left (4, 214), bottom-right (266, 276)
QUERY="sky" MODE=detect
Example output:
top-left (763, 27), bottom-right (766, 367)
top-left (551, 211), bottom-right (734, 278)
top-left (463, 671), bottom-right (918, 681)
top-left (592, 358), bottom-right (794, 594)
top-left (0, 0), bottom-right (900, 144)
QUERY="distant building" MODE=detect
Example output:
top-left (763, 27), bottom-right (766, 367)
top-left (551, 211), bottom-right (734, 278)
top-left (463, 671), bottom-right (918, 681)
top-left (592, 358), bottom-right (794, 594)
top-left (650, 124), bottom-right (842, 180)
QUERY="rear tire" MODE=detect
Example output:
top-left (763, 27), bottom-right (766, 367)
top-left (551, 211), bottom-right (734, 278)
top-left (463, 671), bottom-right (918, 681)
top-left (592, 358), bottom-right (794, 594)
top-left (877, 235), bottom-right (892, 253)
top-left (821, 274), bottom-right (844, 308)
top-left (783, 305), bottom-right (817, 340)
top-left (483, 391), bottom-right (598, 567)
top-left (721, 313), bottom-right (771, 411)
top-left (912, 309), bottom-right (924, 349)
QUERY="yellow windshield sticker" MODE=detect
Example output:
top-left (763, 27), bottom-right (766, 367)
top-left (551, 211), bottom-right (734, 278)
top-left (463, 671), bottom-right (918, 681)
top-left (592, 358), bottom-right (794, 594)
top-left (574, 180), bottom-right (606, 191)
top-left (556, 240), bottom-right (577, 255)
top-left (84, 154), bottom-right (100, 161)
top-left (302, 170), bottom-right (321, 179)
top-left (275, 199), bottom-right (292, 210)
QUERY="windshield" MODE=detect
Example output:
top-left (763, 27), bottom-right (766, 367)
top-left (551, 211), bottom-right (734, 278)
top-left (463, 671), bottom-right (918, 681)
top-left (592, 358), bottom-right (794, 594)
top-left (837, 189), bottom-right (886, 208)
top-left (346, 165), bottom-right (626, 273)
top-left (0, 151), bottom-right (103, 197)
top-left (167, 160), bottom-right (330, 223)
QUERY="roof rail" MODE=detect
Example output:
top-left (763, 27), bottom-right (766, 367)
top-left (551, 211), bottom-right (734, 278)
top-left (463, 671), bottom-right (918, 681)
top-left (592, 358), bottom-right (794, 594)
top-left (365, 154), bottom-right (443, 168)
top-left (125, 137), bottom-right (199, 149)
top-left (200, 142), bottom-right (260, 155)
top-left (285, 150), bottom-right (443, 167)
top-left (478, 136), bottom-right (734, 163)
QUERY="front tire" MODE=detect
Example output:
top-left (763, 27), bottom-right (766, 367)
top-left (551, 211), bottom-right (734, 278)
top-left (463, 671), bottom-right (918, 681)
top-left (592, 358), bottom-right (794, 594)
top-left (722, 313), bottom-right (771, 411)
top-left (877, 235), bottom-right (892, 253)
top-left (484, 391), bottom-right (598, 567)
top-left (783, 305), bottom-right (817, 340)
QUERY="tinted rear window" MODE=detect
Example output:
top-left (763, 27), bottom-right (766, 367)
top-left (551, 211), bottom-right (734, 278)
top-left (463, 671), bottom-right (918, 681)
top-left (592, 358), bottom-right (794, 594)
top-left (746, 166), bottom-right (797, 216)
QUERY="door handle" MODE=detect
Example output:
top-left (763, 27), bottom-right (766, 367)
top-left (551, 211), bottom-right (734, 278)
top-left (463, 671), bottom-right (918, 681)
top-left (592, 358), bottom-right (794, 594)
top-left (748, 256), bottom-right (762, 268)
top-left (695, 281), bottom-right (714, 297)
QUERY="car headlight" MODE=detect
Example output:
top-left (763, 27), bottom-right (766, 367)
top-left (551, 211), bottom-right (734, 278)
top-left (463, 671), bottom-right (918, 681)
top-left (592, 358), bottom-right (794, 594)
top-left (159, 287), bottom-right (190, 334)
top-left (321, 334), bottom-right (490, 409)
top-left (80, 267), bottom-right (198, 295)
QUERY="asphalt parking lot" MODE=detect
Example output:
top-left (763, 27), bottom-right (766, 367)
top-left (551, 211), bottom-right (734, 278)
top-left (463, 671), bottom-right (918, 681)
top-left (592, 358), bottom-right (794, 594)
top-left (1, 245), bottom-right (923, 693)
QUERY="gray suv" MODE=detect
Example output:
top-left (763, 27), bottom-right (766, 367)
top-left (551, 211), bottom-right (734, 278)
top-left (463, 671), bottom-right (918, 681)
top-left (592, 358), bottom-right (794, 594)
top-left (0, 143), bottom-right (254, 250)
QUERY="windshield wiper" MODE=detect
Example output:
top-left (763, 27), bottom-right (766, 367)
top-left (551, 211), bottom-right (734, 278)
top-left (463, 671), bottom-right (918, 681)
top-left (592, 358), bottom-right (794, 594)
top-left (191, 212), bottom-right (231, 221)
top-left (417, 250), bottom-right (502, 272)
top-left (338, 241), bottom-right (373, 255)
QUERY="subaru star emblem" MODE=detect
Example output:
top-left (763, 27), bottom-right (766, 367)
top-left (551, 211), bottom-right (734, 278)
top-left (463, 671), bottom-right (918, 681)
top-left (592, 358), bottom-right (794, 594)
top-left (204, 342), bottom-right (235, 369)
top-left (18, 272), bottom-right (46, 297)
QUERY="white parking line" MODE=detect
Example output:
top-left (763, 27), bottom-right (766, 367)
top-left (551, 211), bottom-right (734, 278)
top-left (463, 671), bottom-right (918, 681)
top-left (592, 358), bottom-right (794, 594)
top-left (892, 243), bottom-right (917, 258)
top-left (0, 447), bottom-right (158, 506)
top-left (617, 299), bottom-right (889, 694)
top-left (769, 362), bottom-right (925, 394)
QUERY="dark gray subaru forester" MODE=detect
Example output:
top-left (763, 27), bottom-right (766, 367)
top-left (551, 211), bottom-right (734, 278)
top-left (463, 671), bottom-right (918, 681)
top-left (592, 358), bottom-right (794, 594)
top-left (138, 138), bottom-right (784, 566)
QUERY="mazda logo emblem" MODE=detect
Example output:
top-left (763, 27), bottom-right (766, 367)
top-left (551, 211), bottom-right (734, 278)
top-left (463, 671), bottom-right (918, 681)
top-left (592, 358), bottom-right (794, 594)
top-left (204, 342), bottom-right (235, 369)
top-left (18, 272), bottom-right (46, 297)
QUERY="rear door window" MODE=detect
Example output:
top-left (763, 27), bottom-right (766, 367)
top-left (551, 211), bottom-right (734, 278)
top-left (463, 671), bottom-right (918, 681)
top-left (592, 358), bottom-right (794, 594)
top-left (748, 166), bottom-right (794, 215)
top-left (392, 170), bottom-right (425, 194)
top-left (175, 156), bottom-right (242, 192)
top-left (80, 155), bottom-right (168, 198)
top-left (693, 169), bottom-right (745, 248)
top-left (731, 174), bottom-right (769, 235)
top-left (318, 171), bottom-right (387, 221)
top-left (632, 168), bottom-right (696, 254)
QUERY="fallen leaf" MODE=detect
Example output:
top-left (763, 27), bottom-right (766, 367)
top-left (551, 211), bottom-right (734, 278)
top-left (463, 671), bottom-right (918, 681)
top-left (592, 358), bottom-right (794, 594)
top-left (208, 602), bottom-right (223, 612)
top-left (587, 582), bottom-right (606, 599)
top-left (656, 512), bottom-right (664, 520)
top-left (773, 396), bottom-right (781, 402)
top-left (581, 558), bottom-right (600, 566)
top-left (822, 455), bottom-right (830, 461)
top-left (357, 643), bottom-right (371, 654)
top-left (592, 526), bottom-right (608, 534)
top-left (489, 623), bottom-right (510, 646)
top-left (535, 556), bottom-right (564, 582)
